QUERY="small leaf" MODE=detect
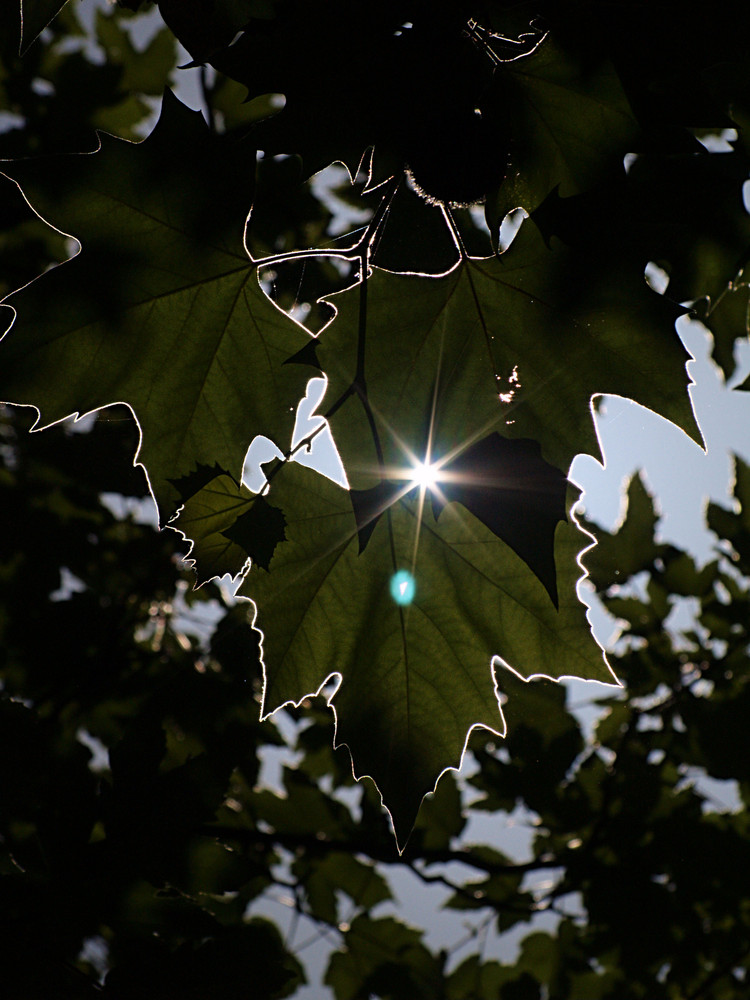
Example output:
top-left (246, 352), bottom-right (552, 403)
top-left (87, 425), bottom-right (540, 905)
top-left (224, 493), bottom-right (286, 571)
top-left (292, 852), bottom-right (391, 926)
top-left (583, 472), bottom-right (660, 590)
top-left (446, 956), bottom-right (510, 1000)
top-left (325, 915), bottom-right (443, 1000)
top-left (170, 473), bottom-right (285, 585)
top-left (95, 9), bottom-right (176, 98)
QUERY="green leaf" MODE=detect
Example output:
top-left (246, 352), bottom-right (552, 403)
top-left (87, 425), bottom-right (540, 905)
top-left (318, 224), bottom-right (700, 488)
top-left (95, 9), bottom-right (176, 98)
top-left (169, 472), bottom-right (286, 585)
top-left (488, 38), bottom-right (640, 224)
top-left (470, 664), bottom-right (585, 820)
top-left (658, 548), bottom-right (717, 598)
top-left (516, 931), bottom-right (560, 984)
top-left (0, 91), bottom-right (311, 519)
top-left (292, 851), bottom-right (391, 926)
top-left (583, 472), bottom-right (660, 591)
top-left (252, 765), bottom-right (354, 840)
top-left (242, 463), bottom-right (612, 846)
top-left (445, 956), bottom-right (512, 1000)
top-left (325, 914), bottom-right (443, 1000)
top-left (20, 0), bottom-right (69, 52)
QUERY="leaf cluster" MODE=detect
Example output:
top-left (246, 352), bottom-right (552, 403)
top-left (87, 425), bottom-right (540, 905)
top-left (2, 0), bottom-right (750, 848)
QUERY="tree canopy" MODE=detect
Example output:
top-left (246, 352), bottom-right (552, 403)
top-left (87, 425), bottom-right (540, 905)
top-left (2, 1), bottom-right (750, 996)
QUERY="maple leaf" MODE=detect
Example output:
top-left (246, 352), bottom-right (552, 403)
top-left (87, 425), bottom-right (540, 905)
top-left (0, 91), bottom-right (311, 519)
top-left (242, 462), bottom-right (613, 847)
top-left (582, 473), bottom-right (661, 593)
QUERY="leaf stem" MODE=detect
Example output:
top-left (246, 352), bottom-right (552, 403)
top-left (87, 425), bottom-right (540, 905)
top-left (261, 419), bottom-right (329, 489)
top-left (252, 246), bottom-right (363, 269)
top-left (251, 174), bottom-right (400, 272)
top-left (259, 177), bottom-right (403, 503)
top-left (442, 205), bottom-right (468, 260)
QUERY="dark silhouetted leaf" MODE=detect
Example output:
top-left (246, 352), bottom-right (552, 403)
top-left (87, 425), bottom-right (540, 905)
top-left (488, 38), bottom-right (640, 225)
top-left (583, 472), bottom-right (660, 591)
top-left (325, 915), bottom-right (443, 1000)
top-left (224, 492), bottom-right (287, 571)
top-left (431, 433), bottom-right (568, 606)
top-left (171, 473), bottom-right (286, 584)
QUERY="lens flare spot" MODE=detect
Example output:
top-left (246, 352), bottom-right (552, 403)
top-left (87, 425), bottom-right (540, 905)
top-left (390, 570), bottom-right (416, 606)
top-left (411, 460), bottom-right (439, 491)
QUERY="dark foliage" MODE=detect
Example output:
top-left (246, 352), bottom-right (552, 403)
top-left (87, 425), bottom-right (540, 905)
top-left (2, 2), bottom-right (750, 996)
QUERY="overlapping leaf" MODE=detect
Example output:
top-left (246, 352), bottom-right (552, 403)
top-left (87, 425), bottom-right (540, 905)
top-left (429, 433), bottom-right (568, 605)
top-left (169, 470), bottom-right (286, 586)
top-left (487, 38), bottom-right (640, 227)
top-left (0, 92), bottom-right (311, 518)
top-left (348, 433), bottom-right (567, 606)
top-left (0, 9), bottom-right (715, 849)
top-left (243, 462), bottom-right (613, 845)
